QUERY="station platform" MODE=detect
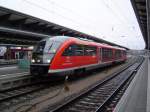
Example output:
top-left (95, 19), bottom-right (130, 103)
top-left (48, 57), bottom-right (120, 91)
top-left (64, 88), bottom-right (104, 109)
top-left (114, 57), bottom-right (149, 112)
top-left (0, 65), bottom-right (28, 76)
top-left (0, 60), bottom-right (30, 91)
top-left (0, 59), bottom-right (30, 76)
top-left (0, 59), bottom-right (17, 66)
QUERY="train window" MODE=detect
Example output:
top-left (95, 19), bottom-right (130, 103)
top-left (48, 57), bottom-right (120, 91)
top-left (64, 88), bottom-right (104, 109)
top-left (48, 42), bottom-right (61, 53)
top-left (122, 51), bottom-right (126, 56)
top-left (62, 44), bottom-right (97, 56)
top-left (115, 50), bottom-right (122, 58)
top-left (62, 44), bottom-right (76, 56)
top-left (108, 49), bottom-right (113, 57)
top-left (75, 45), bottom-right (84, 56)
top-left (44, 41), bottom-right (61, 53)
top-left (84, 46), bottom-right (97, 56)
top-left (34, 41), bottom-right (46, 53)
top-left (124, 51), bottom-right (126, 55)
top-left (102, 48), bottom-right (113, 58)
top-left (44, 43), bottom-right (53, 53)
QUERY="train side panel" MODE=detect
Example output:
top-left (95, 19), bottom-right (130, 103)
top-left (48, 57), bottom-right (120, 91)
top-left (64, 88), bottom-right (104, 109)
top-left (49, 41), bottom-right (99, 71)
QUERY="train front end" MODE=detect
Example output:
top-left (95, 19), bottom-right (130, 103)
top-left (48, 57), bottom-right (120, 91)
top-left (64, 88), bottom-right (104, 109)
top-left (30, 36), bottom-right (67, 75)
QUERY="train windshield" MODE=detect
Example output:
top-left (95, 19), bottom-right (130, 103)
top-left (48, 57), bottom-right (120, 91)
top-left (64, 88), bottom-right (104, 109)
top-left (34, 40), bottom-right (61, 54)
top-left (34, 36), bottom-right (70, 54)
top-left (32, 40), bottom-right (62, 64)
top-left (32, 36), bottom-right (69, 64)
top-left (44, 41), bottom-right (61, 54)
top-left (34, 41), bottom-right (46, 54)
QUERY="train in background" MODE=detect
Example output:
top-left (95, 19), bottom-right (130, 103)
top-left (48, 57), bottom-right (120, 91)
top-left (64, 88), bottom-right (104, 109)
top-left (30, 36), bottom-right (127, 76)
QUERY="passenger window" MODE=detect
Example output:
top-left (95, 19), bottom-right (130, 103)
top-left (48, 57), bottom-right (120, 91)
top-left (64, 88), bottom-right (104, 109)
top-left (102, 48), bottom-right (113, 58)
top-left (115, 50), bottom-right (121, 58)
top-left (62, 44), bottom-right (76, 56)
top-left (62, 44), bottom-right (97, 56)
top-left (85, 46), bottom-right (97, 56)
top-left (75, 45), bottom-right (84, 56)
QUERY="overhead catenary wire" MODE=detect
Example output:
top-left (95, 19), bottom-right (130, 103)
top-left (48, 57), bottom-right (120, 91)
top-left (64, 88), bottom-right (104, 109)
top-left (101, 0), bottom-right (139, 42)
top-left (23, 0), bottom-right (93, 31)
top-left (22, 0), bottom-right (138, 31)
top-left (23, 0), bottom-right (133, 32)
top-left (46, 0), bottom-right (136, 37)
top-left (101, 0), bottom-right (126, 24)
top-left (111, 0), bottom-right (135, 25)
top-left (46, 0), bottom-right (97, 25)
top-left (101, 0), bottom-right (137, 31)
top-left (21, 0), bottom-right (143, 49)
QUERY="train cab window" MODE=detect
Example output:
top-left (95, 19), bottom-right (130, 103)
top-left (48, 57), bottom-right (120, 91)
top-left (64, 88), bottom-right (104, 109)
top-left (34, 41), bottom-right (46, 53)
top-left (48, 42), bottom-right (61, 53)
top-left (43, 41), bottom-right (61, 54)
top-left (75, 45), bottom-right (84, 56)
top-left (84, 46), bottom-right (97, 56)
top-left (62, 44), bottom-right (76, 56)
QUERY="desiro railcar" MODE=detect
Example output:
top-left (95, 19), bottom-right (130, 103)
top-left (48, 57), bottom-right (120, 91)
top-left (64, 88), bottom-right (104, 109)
top-left (30, 36), bottom-right (127, 76)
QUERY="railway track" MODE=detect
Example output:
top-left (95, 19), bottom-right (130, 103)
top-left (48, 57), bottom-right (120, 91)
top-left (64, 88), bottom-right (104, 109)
top-left (0, 77), bottom-right (64, 111)
top-left (51, 57), bottom-right (144, 112)
top-left (0, 57), bottom-right (131, 92)
top-left (0, 57), bottom-right (141, 111)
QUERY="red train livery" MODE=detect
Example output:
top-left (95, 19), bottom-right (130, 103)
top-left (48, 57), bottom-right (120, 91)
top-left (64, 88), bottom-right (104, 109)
top-left (30, 36), bottom-right (127, 76)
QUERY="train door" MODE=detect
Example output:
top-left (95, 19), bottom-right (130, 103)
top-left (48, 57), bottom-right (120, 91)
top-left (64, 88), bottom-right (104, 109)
top-left (98, 48), bottom-right (102, 63)
top-left (84, 45), bottom-right (97, 65)
top-left (75, 44), bottom-right (84, 66)
top-left (61, 44), bottom-right (76, 68)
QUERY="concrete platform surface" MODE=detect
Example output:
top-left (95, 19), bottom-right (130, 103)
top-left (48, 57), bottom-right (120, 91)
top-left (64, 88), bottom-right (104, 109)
top-left (147, 58), bottom-right (150, 112)
top-left (114, 57), bottom-right (148, 112)
top-left (0, 65), bottom-right (28, 76)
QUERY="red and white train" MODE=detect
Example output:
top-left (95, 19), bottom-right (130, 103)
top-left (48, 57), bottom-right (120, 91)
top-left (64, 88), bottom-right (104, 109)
top-left (30, 36), bottom-right (127, 76)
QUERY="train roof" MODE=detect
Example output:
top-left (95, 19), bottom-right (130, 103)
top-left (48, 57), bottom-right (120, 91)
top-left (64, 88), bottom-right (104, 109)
top-left (70, 37), bottom-right (126, 51)
top-left (42, 36), bottom-right (70, 42)
top-left (40, 36), bottom-right (126, 51)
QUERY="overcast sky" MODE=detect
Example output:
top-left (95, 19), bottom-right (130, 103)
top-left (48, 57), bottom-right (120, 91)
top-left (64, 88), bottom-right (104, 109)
top-left (0, 0), bottom-right (145, 49)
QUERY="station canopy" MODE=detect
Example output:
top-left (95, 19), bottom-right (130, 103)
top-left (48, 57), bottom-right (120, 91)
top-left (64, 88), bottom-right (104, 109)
top-left (0, 6), bottom-right (128, 49)
top-left (131, 0), bottom-right (148, 49)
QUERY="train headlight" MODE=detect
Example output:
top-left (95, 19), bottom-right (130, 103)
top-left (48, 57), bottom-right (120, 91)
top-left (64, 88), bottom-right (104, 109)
top-left (37, 59), bottom-right (41, 63)
top-left (31, 59), bottom-right (35, 63)
top-left (47, 59), bottom-right (51, 63)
